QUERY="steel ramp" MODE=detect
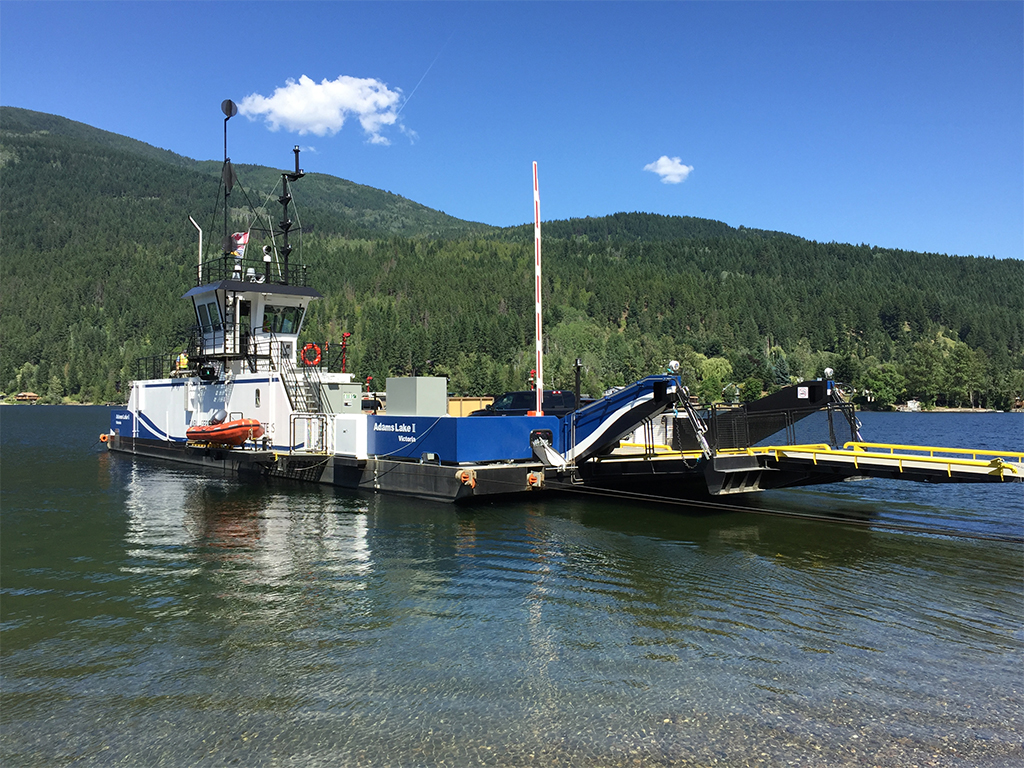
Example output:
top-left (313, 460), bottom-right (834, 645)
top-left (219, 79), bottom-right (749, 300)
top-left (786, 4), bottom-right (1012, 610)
top-left (713, 441), bottom-right (1023, 489)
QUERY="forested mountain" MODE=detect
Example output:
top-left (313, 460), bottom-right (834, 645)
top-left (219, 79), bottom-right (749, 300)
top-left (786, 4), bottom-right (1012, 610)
top-left (498, 211), bottom-right (793, 244)
top-left (2, 107), bottom-right (1022, 409)
top-left (0, 107), bottom-right (199, 170)
top-left (1, 108), bottom-right (491, 239)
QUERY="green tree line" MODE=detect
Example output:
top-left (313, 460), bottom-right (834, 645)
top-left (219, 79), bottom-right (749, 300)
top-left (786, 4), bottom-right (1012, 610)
top-left (295, 234), bottom-right (1024, 409)
top-left (2, 107), bottom-right (1022, 409)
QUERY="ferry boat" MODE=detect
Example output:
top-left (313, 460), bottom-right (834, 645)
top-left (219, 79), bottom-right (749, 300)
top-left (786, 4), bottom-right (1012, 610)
top-left (104, 103), bottom-right (1022, 502)
top-left (103, 101), bottom-right (700, 501)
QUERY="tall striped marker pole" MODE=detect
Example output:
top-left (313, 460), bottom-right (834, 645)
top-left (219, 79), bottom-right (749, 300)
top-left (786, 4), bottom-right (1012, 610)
top-left (533, 162), bottom-right (543, 415)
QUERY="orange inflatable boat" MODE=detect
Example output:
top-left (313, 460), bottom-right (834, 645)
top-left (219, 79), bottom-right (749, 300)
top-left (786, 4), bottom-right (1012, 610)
top-left (185, 418), bottom-right (264, 446)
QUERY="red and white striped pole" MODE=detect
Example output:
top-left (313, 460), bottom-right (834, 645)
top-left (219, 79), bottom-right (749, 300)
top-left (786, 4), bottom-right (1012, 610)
top-left (533, 161), bottom-right (543, 416)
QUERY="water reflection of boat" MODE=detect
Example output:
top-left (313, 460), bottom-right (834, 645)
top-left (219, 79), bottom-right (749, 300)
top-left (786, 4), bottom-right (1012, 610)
top-left (121, 461), bottom-right (372, 582)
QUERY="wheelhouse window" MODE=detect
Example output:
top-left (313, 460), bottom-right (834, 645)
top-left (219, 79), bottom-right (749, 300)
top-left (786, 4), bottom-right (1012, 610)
top-left (262, 304), bottom-right (304, 335)
top-left (196, 300), bottom-right (222, 332)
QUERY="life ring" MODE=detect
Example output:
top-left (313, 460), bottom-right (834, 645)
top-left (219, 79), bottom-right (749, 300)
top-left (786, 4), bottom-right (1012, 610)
top-left (301, 343), bottom-right (321, 367)
top-left (99, 433), bottom-right (109, 443)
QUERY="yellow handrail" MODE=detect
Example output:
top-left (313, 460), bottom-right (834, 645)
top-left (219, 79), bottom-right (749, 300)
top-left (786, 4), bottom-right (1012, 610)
top-left (844, 441), bottom-right (1024, 463)
top-left (757, 444), bottom-right (1021, 478)
top-left (722, 444), bottom-right (833, 456)
top-left (619, 442), bottom-right (675, 453)
top-left (609, 442), bottom-right (1022, 478)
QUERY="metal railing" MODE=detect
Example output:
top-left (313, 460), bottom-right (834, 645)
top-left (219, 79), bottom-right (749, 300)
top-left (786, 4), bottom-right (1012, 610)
top-left (197, 254), bottom-right (310, 287)
top-left (290, 413), bottom-right (329, 454)
top-left (844, 442), bottom-right (1024, 464)
top-left (185, 324), bottom-right (282, 373)
top-left (671, 401), bottom-right (859, 454)
top-left (134, 353), bottom-right (180, 381)
top-left (135, 325), bottom-right (288, 380)
top-left (280, 359), bottom-right (325, 413)
top-left (735, 442), bottom-right (1021, 481)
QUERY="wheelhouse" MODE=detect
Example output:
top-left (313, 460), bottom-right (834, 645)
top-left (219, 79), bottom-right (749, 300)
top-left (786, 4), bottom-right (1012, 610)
top-left (183, 280), bottom-right (321, 376)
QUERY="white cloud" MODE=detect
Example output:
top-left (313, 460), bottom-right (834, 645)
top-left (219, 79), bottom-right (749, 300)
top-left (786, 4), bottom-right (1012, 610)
top-left (238, 75), bottom-right (404, 145)
top-left (644, 156), bottom-right (694, 184)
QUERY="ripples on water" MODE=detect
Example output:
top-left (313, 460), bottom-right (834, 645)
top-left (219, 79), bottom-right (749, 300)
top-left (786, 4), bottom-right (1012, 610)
top-left (1, 407), bottom-right (1022, 766)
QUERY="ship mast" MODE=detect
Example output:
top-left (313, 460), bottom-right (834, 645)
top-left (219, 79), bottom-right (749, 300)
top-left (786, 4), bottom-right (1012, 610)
top-left (220, 99), bottom-right (238, 262)
top-left (278, 145), bottom-right (304, 285)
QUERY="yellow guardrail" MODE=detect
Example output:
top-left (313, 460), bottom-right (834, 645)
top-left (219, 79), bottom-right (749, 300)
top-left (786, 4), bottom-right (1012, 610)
top-left (611, 441), bottom-right (1022, 480)
top-left (727, 444), bottom-right (833, 456)
top-left (843, 441), bottom-right (1024, 463)
top-left (738, 442), bottom-right (1022, 479)
top-left (619, 442), bottom-right (675, 453)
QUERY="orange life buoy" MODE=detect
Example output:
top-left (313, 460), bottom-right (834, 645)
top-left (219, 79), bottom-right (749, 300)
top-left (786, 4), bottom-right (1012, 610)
top-left (300, 343), bottom-right (321, 367)
top-left (99, 433), bottom-right (109, 443)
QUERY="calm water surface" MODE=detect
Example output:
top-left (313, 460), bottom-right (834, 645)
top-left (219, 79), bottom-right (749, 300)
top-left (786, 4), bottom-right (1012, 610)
top-left (2, 406), bottom-right (1022, 766)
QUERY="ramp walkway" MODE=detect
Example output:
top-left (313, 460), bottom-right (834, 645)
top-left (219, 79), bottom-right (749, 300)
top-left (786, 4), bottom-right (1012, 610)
top-left (755, 441), bottom-right (1023, 483)
top-left (605, 440), bottom-right (1022, 496)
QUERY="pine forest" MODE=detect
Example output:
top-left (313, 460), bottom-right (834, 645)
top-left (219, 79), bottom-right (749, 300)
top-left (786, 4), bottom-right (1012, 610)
top-left (2, 107), bottom-right (1022, 411)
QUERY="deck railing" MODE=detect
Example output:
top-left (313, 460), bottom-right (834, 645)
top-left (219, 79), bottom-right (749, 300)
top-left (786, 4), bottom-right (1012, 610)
top-left (197, 254), bottom-right (310, 287)
top-left (134, 353), bottom-right (180, 381)
top-left (671, 401), bottom-right (859, 453)
top-left (134, 327), bottom-right (340, 382)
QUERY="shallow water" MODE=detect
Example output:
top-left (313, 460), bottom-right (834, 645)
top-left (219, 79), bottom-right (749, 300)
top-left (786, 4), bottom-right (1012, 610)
top-left (2, 406), bottom-right (1022, 766)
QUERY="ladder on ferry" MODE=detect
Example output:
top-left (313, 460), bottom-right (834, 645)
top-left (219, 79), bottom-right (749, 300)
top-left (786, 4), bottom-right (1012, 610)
top-left (280, 362), bottom-right (325, 414)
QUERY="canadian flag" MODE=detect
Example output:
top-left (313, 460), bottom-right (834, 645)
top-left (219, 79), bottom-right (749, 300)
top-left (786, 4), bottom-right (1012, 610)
top-left (231, 232), bottom-right (249, 259)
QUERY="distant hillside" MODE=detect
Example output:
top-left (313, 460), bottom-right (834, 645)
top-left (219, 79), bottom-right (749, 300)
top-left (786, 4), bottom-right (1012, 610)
top-left (498, 211), bottom-right (799, 244)
top-left (0, 107), bottom-right (493, 239)
top-left (0, 106), bottom-right (199, 169)
top-left (197, 160), bottom-right (495, 239)
top-left (1, 107), bottom-right (1022, 410)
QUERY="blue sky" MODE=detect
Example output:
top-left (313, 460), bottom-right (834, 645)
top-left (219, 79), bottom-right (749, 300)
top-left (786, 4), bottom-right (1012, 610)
top-left (2, 1), bottom-right (1021, 258)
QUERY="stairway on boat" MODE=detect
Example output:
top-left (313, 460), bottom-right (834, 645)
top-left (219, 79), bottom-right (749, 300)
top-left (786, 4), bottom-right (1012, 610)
top-left (280, 362), bottom-right (324, 414)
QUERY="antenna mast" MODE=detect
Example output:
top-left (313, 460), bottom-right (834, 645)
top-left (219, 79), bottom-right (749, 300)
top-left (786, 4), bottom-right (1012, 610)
top-left (220, 99), bottom-right (238, 258)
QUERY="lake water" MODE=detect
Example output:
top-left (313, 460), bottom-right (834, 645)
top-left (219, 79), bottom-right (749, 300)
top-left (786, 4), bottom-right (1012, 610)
top-left (2, 406), bottom-right (1022, 767)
